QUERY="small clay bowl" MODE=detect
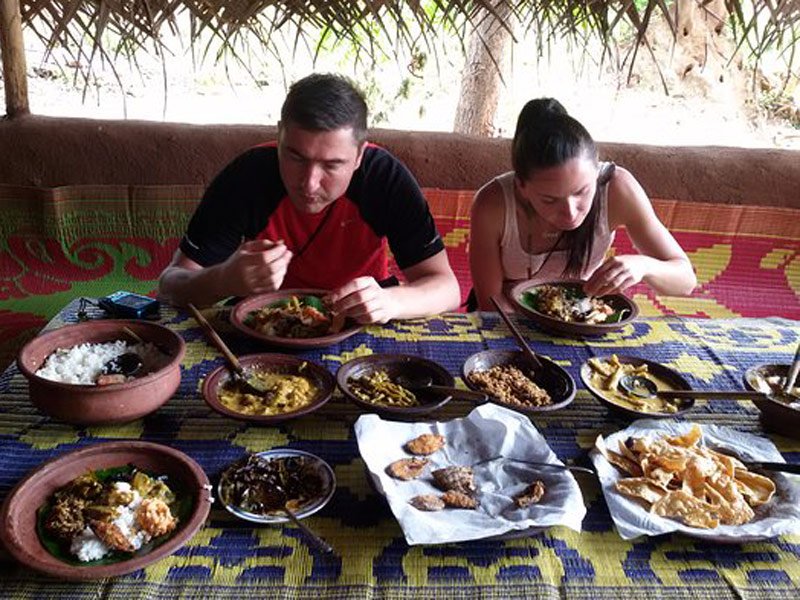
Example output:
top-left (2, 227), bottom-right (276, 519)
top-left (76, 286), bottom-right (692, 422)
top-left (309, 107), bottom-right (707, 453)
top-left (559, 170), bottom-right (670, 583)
top-left (17, 319), bottom-right (185, 425)
top-left (509, 280), bottom-right (638, 337)
top-left (462, 349), bottom-right (576, 414)
top-left (231, 289), bottom-right (362, 349)
top-left (0, 441), bottom-right (211, 580)
top-left (744, 364), bottom-right (800, 439)
top-left (202, 353), bottom-right (335, 423)
top-left (580, 355), bottom-right (694, 419)
top-left (336, 354), bottom-right (456, 417)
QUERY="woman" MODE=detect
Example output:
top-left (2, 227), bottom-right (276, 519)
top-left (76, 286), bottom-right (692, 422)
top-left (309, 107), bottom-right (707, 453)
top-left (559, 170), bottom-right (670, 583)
top-left (468, 98), bottom-right (696, 311)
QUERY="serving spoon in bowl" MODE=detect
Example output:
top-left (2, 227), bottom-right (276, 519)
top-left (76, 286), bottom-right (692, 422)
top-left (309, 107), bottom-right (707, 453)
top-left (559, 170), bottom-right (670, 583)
top-left (187, 303), bottom-right (270, 396)
top-left (394, 374), bottom-right (489, 404)
top-left (618, 374), bottom-right (781, 404)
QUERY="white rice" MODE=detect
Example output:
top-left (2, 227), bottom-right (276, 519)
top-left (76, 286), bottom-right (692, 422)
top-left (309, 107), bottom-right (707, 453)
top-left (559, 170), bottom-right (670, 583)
top-left (69, 482), bottom-right (151, 562)
top-left (35, 340), bottom-right (169, 385)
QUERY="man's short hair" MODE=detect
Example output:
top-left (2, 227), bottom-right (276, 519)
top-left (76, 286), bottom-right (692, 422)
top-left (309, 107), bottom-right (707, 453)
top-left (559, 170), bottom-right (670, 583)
top-left (281, 73), bottom-right (368, 144)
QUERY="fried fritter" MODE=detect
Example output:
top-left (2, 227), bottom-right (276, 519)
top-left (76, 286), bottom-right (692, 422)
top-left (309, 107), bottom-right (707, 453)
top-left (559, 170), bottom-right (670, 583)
top-left (441, 490), bottom-right (478, 509)
top-left (386, 458), bottom-right (430, 481)
top-left (432, 466), bottom-right (476, 494)
top-left (409, 494), bottom-right (446, 511)
top-left (405, 433), bottom-right (446, 455)
top-left (90, 519), bottom-right (135, 552)
top-left (514, 480), bottom-right (546, 508)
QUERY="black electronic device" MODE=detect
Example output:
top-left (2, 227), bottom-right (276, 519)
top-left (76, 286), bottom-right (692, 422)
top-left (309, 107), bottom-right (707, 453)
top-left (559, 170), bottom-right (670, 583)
top-left (98, 291), bottom-right (161, 319)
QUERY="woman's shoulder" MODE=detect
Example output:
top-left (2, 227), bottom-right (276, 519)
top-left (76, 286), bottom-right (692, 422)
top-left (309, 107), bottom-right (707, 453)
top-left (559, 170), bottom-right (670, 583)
top-left (605, 165), bottom-right (654, 226)
top-left (473, 173), bottom-right (512, 208)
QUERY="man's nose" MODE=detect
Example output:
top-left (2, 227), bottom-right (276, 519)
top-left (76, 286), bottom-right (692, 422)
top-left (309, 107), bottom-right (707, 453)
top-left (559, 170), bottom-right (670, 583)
top-left (301, 164), bottom-right (323, 194)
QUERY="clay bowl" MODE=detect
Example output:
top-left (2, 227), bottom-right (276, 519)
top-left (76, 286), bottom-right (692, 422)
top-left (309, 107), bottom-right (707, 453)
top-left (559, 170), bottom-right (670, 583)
top-left (462, 349), bottom-right (576, 414)
top-left (336, 354), bottom-right (456, 417)
top-left (0, 441), bottom-right (211, 580)
top-left (202, 353), bottom-right (335, 423)
top-left (17, 319), bottom-right (185, 425)
top-left (580, 355), bottom-right (694, 419)
top-left (743, 364), bottom-right (800, 438)
top-left (509, 280), bottom-right (638, 337)
top-left (231, 289), bottom-right (362, 349)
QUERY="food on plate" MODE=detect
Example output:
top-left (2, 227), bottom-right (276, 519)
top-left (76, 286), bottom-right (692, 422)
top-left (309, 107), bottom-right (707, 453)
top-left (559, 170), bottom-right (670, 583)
top-left (750, 370), bottom-right (800, 407)
top-left (409, 494), bottom-right (445, 511)
top-left (520, 283), bottom-right (625, 324)
top-left (602, 424), bottom-right (776, 529)
top-left (466, 364), bottom-right (551, 407)
top-left (441, 490), bottom-right (479, 509)
top-left (432, 466), bottom-right (476, 495)
top-left (217, 367), bottom-right (319, 416)
top-left (219, 453), bottom-right (327, 515)
top-left (39, 467), bottom-right (179, 563)
top-left (35, 341), bottom-right (169, 386)
top-left (348, 370), bottom-right (419, 407)
top-left (587, 355), bottom-right (684, 414)
top-left (514, 481), bottom-right (546, 508)
top-left (246, 295), bottom-right (334, 338)
top-left (386, 458), bottom-right (430, 480)
top-left (405, 433), bottom-right (446, 455)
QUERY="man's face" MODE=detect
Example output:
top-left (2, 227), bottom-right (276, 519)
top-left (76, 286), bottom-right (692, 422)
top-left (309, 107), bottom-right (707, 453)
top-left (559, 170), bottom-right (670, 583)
top-left (277, 122), bottom-right (365, 214)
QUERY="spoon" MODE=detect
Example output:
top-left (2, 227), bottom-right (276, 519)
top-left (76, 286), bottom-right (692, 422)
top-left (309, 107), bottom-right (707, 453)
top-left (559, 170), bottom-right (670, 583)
top-left (187, 303), bottom-right (270, 396)
top-left (490, 296), bottom-right (543, 369)
top-left (619, 375), bottom-right (771, 403)
top-left (395, 374), bottom-right (489, 403)
top-left (101, 352), bottom-right (143, 377)
top-left (284, 504), bottom-right (335, 554)
top-left (474, 456), bottom-right (595, 475)
top-left (784, 341), bottom-right (800, 393)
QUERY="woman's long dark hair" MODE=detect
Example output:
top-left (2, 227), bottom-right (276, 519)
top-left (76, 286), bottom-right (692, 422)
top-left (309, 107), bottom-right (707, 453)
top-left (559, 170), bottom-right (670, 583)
top-left (512, 98), bottom-right (607, 278)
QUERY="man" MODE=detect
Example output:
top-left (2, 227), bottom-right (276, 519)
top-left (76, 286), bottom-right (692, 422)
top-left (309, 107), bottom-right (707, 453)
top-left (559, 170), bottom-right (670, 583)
top-left (159, 73), bottom-right (460, 323)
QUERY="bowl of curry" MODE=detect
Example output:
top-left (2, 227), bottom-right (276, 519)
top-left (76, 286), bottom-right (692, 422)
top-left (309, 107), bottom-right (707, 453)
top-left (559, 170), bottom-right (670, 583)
top-left (202, 353), bottom-right (335, 423)
top-left (580, 354), bottom-right (693, 418)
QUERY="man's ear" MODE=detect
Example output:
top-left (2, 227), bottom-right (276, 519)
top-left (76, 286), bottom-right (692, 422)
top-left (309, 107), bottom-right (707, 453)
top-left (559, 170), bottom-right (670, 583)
top-left (354, 141), bottom-right (366, 169)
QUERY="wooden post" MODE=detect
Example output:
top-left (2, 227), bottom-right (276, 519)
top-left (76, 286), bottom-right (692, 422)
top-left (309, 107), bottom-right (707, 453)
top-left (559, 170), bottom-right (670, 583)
top-left (0, 0), bottom-right (30, 117)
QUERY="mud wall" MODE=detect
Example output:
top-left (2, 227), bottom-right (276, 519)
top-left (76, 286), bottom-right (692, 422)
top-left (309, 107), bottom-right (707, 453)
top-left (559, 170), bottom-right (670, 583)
top-left (0, 115), bottom-right (798, 207)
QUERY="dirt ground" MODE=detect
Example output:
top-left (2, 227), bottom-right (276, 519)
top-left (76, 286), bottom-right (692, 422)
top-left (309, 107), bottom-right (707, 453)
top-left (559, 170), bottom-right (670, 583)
top-left (7, 19), bottom-right (800, 150)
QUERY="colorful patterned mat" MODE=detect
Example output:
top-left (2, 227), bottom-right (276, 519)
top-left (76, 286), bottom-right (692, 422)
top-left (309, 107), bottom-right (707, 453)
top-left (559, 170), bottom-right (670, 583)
top-left (0, 300), bottom-right (799, 598)
top-left (1, 184), bottom-right (798, 369)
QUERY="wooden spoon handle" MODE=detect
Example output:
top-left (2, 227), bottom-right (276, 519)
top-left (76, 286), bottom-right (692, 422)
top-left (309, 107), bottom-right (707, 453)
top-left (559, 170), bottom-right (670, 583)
top-left (187, 303), bottom-right (243, 375)
top-left (490, 296), bottom-right (543, 369)
top-left (656, 390), bottom-right (769, 401)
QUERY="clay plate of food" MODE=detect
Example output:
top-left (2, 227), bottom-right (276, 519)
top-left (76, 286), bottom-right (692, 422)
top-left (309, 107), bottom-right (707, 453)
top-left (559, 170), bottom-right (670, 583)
top-left (231, 289), bottom-right (362, 349)
top-left (202, 353), bottom-right (335, 424)
top-left (509, 280), bottom-right (638, 336)
top-left (217, 449), bottom-right (336, 524)
top-left (462, 349), bottom-right (575, 414)
top-left (743, 363), bottom-right (800, 438)
top-left (0, 441), bottom-right (211, 580)
top-left (580, 354), bottom-right (694, 419)
top-left (337, 354), bottom-right (458, 417)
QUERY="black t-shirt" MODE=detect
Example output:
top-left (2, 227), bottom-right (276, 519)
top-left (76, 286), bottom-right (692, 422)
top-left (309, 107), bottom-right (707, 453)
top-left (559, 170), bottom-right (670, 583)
top-left (180, 144), bottom-right (444, 278)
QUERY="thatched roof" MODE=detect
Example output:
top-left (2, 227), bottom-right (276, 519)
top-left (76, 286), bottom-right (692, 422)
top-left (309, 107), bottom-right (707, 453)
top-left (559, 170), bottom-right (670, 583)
top-left (18, 0), bottom-right (800, 78)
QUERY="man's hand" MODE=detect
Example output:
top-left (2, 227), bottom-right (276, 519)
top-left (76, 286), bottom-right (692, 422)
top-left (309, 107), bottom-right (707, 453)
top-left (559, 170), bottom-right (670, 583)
top-left (583, 255), bottom-right (648, 297)
top-left (328, 277), bottom-right (398, 324)
top-left (220, 239), bottom-right (293, 297)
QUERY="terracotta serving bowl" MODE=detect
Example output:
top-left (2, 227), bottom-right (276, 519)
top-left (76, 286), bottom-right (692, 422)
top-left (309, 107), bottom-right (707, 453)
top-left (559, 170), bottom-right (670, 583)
top-left (0, 441), bottom-right (211, 580)
top-left (231, 289), bottom-right (362, 349)
top-left (580, 355), bottom-right (694, 419)
top-left (336, 354), bottom-right (456, 417)
top-left (462, 349), bottom-right (576, 414)
top-left (17, 319), bottom-right (185, 425)
top-left (509, 280), bottom-right (639, 337)
top-left (202, 353), bottom-right (335, 423)
top-left (743, 363), bottom-right (800, 438)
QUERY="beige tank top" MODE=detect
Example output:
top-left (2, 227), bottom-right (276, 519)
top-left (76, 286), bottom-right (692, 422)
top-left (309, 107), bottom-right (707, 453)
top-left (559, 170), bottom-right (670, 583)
top-left (497, 166), bottom-right (615, 285)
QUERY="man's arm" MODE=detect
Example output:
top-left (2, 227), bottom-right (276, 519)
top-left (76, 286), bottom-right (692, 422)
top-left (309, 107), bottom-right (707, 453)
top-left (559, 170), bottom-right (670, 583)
top-left (158, 240), bottom-right (292, 307)
top-left (328, 249), bottom-right (460, 323)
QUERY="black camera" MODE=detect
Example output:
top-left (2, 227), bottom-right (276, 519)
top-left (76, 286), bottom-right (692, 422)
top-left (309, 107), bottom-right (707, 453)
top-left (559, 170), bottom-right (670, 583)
top-left (98, 291), bottom-right (160, 319)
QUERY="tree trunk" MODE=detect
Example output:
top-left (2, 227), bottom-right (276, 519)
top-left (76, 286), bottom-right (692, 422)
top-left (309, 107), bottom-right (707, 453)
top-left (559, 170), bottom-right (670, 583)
top-left (0, 0), bottom-right (30, 117)
top-left (453, 5), bottom-right (513, 136)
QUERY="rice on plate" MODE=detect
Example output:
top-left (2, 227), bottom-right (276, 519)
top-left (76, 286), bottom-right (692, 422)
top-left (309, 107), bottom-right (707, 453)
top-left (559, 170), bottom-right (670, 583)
top-left (35, 341), bottom-right (169, 385)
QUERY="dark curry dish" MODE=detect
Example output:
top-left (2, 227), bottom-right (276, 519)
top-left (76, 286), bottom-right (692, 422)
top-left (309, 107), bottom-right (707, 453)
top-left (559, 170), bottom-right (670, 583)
top-left (245, 295), bottom-right (335, 339)
top-left (219, 454), bottom-right (328, 515)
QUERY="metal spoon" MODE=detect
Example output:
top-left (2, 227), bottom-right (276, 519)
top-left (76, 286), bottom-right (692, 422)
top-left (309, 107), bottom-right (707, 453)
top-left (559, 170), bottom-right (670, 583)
top-left (101, 352), bottom-right (143, 377)
top-left (619, 374), bottom-right (771, 403)
top-left (474, 456), bottom-right (595, 475)
top-left (187, 303), bottom-right (270, 396)
top-left (395, 374), bottom-right (489, 403)
top-left (490, 296), bottom-right (543, 369)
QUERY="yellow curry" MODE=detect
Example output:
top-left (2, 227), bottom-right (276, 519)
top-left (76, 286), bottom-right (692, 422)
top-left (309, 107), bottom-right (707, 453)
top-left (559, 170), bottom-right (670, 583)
top-left (219, 369), bottom-right (318, 416)
top-left (587, 355), bottom-right (683, 414)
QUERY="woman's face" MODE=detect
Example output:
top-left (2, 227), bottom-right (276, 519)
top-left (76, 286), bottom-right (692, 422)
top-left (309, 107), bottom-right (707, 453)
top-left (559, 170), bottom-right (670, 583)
top-left (516, 156), bottom-right (599, 231)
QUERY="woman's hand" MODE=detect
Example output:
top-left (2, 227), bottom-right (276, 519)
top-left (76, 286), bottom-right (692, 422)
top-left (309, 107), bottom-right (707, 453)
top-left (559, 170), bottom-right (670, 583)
top-left (584, 254), bottom-right (649, 297)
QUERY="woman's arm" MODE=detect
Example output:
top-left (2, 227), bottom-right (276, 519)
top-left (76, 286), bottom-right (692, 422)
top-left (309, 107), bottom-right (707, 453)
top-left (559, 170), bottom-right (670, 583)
top-left (469, 181), bottom-right (513, 311)
top-left (585, 167), bottom-right (696, 297)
